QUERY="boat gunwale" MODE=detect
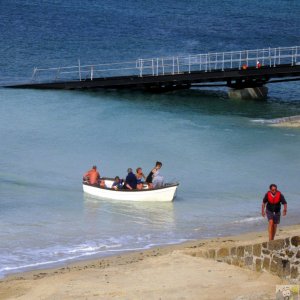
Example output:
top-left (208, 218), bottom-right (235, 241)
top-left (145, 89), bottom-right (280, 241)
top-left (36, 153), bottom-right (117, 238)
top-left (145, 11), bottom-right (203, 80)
top-left (82, 179), bottom-right (179, 193)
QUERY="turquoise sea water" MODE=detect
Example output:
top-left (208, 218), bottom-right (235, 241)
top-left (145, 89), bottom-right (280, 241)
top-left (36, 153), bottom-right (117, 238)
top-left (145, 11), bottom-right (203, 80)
top-left (0, 0), bottom-right (300, 277)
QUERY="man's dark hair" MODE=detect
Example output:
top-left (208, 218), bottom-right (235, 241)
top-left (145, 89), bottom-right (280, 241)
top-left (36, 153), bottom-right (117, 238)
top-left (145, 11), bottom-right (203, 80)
top-left (269, 184), bottom-right (277, 189)
top-left (156, 161), bottom-right (162, 167)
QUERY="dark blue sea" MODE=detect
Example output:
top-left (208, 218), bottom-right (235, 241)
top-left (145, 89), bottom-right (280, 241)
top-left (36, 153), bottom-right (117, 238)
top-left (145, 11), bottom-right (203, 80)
top-left (0, 0), bottom-right (300, 278)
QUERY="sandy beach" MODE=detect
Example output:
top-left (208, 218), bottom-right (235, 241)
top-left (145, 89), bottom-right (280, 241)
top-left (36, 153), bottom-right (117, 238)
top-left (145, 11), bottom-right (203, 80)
top-left (271, 122), bottom-right (300, 128)
top-left (1, 224), bottom-right (299, 300)
top-left (268, 115), bottom-right (300, 128)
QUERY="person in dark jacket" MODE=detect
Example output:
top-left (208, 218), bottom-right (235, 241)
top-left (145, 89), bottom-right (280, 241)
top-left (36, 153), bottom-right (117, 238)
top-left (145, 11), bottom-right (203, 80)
top-left (261, 184), bottom-right (287, 241)
top-left (124, 168), bottom-right (137, 190)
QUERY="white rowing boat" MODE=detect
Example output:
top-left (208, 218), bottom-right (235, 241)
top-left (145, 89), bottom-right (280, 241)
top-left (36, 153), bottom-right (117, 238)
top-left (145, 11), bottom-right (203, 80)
top-left (82, 178), bottom-right (179, 202)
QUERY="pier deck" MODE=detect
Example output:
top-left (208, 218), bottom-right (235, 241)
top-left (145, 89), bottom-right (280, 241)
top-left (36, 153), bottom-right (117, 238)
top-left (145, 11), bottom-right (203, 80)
top-left (5, 46), bottom-right (300, 91)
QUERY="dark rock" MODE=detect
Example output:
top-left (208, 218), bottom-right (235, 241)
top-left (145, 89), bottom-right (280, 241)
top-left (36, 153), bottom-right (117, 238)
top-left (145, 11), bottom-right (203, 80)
top-left (237, 246), bottom-right (245, 258)
top-left (285, 249), bottom-right (295, 258)
top-left (263, 257), bottom-right (270, 270)
top-left (244, 256), bottom-right (253, 266)
top-left (270, 259), bottom-right (277, 274)
top-left (296, 250), bottom-right (300, 259)
top-left (217, 247), bottom-right (229, 258)
top-left (230, 247), bottom-right (236, 256)
top-left (208, 249), bottom-right (216, 259)
top-left (284, 237), bottom-right (290, 247)
top-left (232, 257), bottom-right (240, 266)
top-left (291, 236), bottom-right (300, 247)
top-left (291, 266), bottom-right (299, 279)
top-left (245, 245), bottom-right (252, 255)
top-left (268, 239), bottom-right (285, 251)
top-left (253, 244), bottom-right (261, 257)
top-left (262, 249), bottom-right (270, 255)
top-left (256, 258), bottom-right (262, 272)
top-left (262, 242), bottom-right (268, 249)
top-left (277, 259), bottom-right (290, 277)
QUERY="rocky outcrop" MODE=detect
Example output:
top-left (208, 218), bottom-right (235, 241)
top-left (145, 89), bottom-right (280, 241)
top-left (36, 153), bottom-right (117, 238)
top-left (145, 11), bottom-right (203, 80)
top-left (185, 236), bottom-right (300, 283)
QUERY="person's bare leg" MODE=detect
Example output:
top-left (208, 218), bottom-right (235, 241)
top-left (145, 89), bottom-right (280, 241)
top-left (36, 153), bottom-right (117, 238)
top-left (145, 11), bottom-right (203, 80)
top-left (272, 224), bottom-right (277, 240)
top-left (268, 220), bottom-right (274, 241)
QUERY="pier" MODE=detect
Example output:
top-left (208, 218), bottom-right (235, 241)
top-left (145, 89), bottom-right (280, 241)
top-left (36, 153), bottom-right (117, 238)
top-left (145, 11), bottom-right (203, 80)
top-left (6, 46), bottom-right (300, 99)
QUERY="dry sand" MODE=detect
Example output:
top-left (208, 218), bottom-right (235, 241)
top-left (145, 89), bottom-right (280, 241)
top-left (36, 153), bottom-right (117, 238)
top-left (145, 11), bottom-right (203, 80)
top-left (1, 224), bottom-right (299, 300)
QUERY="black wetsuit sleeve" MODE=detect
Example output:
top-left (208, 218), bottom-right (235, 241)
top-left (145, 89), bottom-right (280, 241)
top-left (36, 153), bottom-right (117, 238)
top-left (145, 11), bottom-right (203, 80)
top-left (146, 171), bottom-right (153, 183)
top-left (280, 194), bottom-right (287, 205)
top-left (263, 193), bottom-right (268, 203)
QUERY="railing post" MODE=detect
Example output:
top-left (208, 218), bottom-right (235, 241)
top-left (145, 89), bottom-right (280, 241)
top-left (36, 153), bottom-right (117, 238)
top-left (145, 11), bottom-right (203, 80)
top-left (292, 46), bottom-right (295, 66)
top-left (269, 47), bottom-right (271, 67)
top-left (214, 54), bottom-right (217, 70)
top-left (162, 58), bottom-right (164, 75)
top-left (152, 59), bottom-right (154, 76)
top-left (188, 55), bottom-right (191, 73)
top-left (91, 66), bottom-right (94, 81)
top-left (199, 54), bottom-right (201, 71)
top-left (78, 59), bottom-right (81, 81)
top-left (205, 54), bottom-right (208, 72)
top-left (139, 59), bottom-right (143, 77)
top-left (239, 51), bottom-right (241, 70)
top-left (31, 67), bottom-right (37, 81)
top-left (222, 52), bottom-right (224, 71)
top-left (208, 54), bottom-right (211, 71)
top-left (230, 52), bottom-right (233, 69)
top-left (172, 56), bottom-right (175, 75)
top-left (156, 58), bottom-right (159, 76)
top-left (177, 57), bottom-right (180, 74)
top-left (278, 47), bottom-right (281, 65)
top-left (55, 67), bottom-right (61, 81)
top-left (274, 48), bottom-right (276, 67)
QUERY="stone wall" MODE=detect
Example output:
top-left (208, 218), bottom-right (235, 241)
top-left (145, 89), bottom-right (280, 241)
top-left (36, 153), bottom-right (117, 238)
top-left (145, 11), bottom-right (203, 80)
top-left (186, 236), bottom-right (300, 283)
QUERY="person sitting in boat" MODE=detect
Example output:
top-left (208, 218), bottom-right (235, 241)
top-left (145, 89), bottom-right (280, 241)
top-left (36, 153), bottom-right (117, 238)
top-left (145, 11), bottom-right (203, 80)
top-left (146, 161), bottom-right (162, 188)
top-left (83, 165), bottom-right (100, 186)
top-left (136, 167), bottom-right (146, 190)
top-left (99, 179), bottom-right (106, 188)
top-left (112, 176), bottom-right (123, 190)
top-left (124, 168), bottom-right (137, 190)
top-left (152, 170), bottom-right (164, 188)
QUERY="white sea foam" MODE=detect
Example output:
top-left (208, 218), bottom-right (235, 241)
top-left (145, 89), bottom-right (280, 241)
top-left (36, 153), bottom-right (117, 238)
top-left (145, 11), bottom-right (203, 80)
top-left (0, 238), bottom-right (190, 279)
top-left (250, 119), bottom-right (267, 124)
top-left (233, 216), bottom-right (264, 224)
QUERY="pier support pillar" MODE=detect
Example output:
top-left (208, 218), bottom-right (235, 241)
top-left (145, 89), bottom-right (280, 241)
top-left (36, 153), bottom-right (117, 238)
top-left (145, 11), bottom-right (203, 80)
top-left (228, 86), bottom-right (268, 100)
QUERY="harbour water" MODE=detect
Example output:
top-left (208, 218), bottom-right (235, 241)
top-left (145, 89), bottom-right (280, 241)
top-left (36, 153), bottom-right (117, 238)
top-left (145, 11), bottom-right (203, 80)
top-left (0, 0), bottom-right (300, 278)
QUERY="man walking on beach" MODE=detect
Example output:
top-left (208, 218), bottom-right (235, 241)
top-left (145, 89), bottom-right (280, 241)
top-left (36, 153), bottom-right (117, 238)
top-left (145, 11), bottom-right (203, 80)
top-left (261, 184), bottom-right (287, 241)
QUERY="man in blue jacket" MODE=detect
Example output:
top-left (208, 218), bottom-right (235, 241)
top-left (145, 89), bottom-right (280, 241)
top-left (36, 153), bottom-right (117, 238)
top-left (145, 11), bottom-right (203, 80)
top-left (124, 168), bottom-right (137, 190)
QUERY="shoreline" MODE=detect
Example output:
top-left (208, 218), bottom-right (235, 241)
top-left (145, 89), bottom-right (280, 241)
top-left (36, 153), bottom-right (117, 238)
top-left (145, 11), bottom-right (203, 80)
top-left (1, 224), bottom-right (299, 299)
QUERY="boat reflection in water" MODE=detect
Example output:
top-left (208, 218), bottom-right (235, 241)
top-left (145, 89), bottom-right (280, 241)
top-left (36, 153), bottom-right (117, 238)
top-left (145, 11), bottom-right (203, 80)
top-left (83, 193), bottom-right (176, 232)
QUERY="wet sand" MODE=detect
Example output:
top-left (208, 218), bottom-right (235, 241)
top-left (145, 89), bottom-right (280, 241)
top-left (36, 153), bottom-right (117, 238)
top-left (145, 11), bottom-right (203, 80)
top-left (1, 224), bottom-right (299, 300)
top-left (271, 121), bottom-right (300, 128)
top-left (268, 115), bottom-right (300, 127)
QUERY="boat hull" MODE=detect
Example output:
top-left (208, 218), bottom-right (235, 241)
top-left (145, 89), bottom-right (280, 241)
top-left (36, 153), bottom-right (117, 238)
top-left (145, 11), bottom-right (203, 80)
top-left (82, 181), bottom-right (178, 202)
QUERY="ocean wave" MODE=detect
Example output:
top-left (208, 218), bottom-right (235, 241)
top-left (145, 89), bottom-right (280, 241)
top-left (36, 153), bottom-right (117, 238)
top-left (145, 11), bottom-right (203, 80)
top-left (251, 115), bottom-right (300, 125)
top-left (233, 216), bottom-right (264, 224)
top-left (0, 237), bottom-right (190, 279)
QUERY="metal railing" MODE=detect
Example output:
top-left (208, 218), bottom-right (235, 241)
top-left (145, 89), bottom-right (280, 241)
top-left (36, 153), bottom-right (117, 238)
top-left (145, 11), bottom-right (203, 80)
top-left (31, 46), bottom-right (300, 83)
